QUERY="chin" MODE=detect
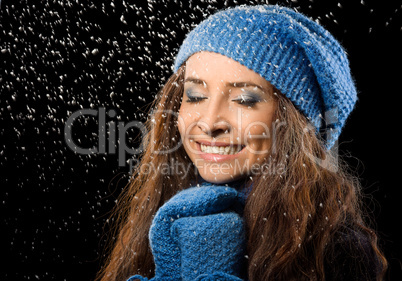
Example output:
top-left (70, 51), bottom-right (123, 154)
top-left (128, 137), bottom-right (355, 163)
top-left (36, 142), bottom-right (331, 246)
top-left (199, 173), bottom-right (246, 185)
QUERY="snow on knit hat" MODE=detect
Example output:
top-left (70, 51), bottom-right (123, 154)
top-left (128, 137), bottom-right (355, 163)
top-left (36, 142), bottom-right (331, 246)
top-left (173, 5), bottom-right (357, 149)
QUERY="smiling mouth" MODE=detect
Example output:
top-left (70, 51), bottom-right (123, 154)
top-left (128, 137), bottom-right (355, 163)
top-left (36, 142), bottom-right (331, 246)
top-left (198, 143), bottom-right (245, 155)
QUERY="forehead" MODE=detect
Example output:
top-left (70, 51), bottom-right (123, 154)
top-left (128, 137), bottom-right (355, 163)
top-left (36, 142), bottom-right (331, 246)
top-left (184, 51), bottom-right (270, 87)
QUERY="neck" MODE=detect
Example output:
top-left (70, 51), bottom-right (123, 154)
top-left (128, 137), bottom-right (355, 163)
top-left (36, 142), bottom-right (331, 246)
top-left (197, 177), bottom-right (251, 198)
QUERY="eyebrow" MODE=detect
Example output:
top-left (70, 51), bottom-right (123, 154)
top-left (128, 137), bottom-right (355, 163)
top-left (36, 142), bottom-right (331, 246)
top-left (184, 77), bottom-right (264, 91)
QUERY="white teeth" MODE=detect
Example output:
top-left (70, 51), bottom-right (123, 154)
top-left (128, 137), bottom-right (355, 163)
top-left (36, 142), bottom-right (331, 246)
top-left (200, 144), bottom-right (243, 155)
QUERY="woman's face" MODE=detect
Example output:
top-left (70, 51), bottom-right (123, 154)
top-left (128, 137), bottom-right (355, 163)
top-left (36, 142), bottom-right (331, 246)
top-left (178, 52), bottom-right (277, 184)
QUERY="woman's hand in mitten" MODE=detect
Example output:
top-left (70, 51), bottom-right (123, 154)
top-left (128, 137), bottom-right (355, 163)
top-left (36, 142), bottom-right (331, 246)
top-left (148, 184), bottom-right (246, 281)
top-left (172, 210), bottom-right (246, 280)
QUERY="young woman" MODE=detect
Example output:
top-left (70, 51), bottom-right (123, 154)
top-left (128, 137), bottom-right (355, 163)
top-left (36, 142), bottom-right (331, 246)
top-left (96, 5), bottom-right (387, 281)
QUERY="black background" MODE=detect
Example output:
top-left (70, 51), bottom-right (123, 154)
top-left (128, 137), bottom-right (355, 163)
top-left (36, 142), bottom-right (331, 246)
top-left (1, 0), bottom-right (401, 280)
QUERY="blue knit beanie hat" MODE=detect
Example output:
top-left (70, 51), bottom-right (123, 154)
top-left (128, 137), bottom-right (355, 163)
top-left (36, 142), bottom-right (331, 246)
top-left (173, 5), bottom-right (357, 149)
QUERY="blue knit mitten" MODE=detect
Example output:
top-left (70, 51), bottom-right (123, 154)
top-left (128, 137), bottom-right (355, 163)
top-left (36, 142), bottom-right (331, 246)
top-left (127, 184), bottom-right (246, 281)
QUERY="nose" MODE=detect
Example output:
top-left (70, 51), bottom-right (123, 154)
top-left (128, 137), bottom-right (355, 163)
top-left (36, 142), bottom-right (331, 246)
top-left (197, 98), bottom-right (231, 137)
top-left (197, 119), bottom-right (231, 136)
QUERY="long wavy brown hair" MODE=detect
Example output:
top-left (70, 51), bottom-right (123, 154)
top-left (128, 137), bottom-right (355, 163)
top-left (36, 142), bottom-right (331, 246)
top-left (95, 66), bottom-right (387, 281)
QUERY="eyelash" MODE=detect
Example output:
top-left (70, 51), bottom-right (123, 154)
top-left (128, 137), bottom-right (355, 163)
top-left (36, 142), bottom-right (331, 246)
top-left (186, 96), bottom-right (259, 107)
top-left (186, 97), bottom-right (208, 103)
top-left (233, 98), bottom-right (259, 107)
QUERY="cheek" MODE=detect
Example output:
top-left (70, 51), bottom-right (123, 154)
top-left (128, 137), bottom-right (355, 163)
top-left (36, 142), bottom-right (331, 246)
top-left (241, 111), bottom-right (276, 148)
top-left (244, 123), bottom-right (272, 147)
top-left (178, 105), bottom-right (198, 138)
top-left (177, 108), bottom-right (187, 138)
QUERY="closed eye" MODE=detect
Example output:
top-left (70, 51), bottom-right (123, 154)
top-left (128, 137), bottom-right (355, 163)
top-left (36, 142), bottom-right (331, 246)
top-left (232, 95), bottom-right (260, 107)
top-left (186, 96), bottom-right (208, 103)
